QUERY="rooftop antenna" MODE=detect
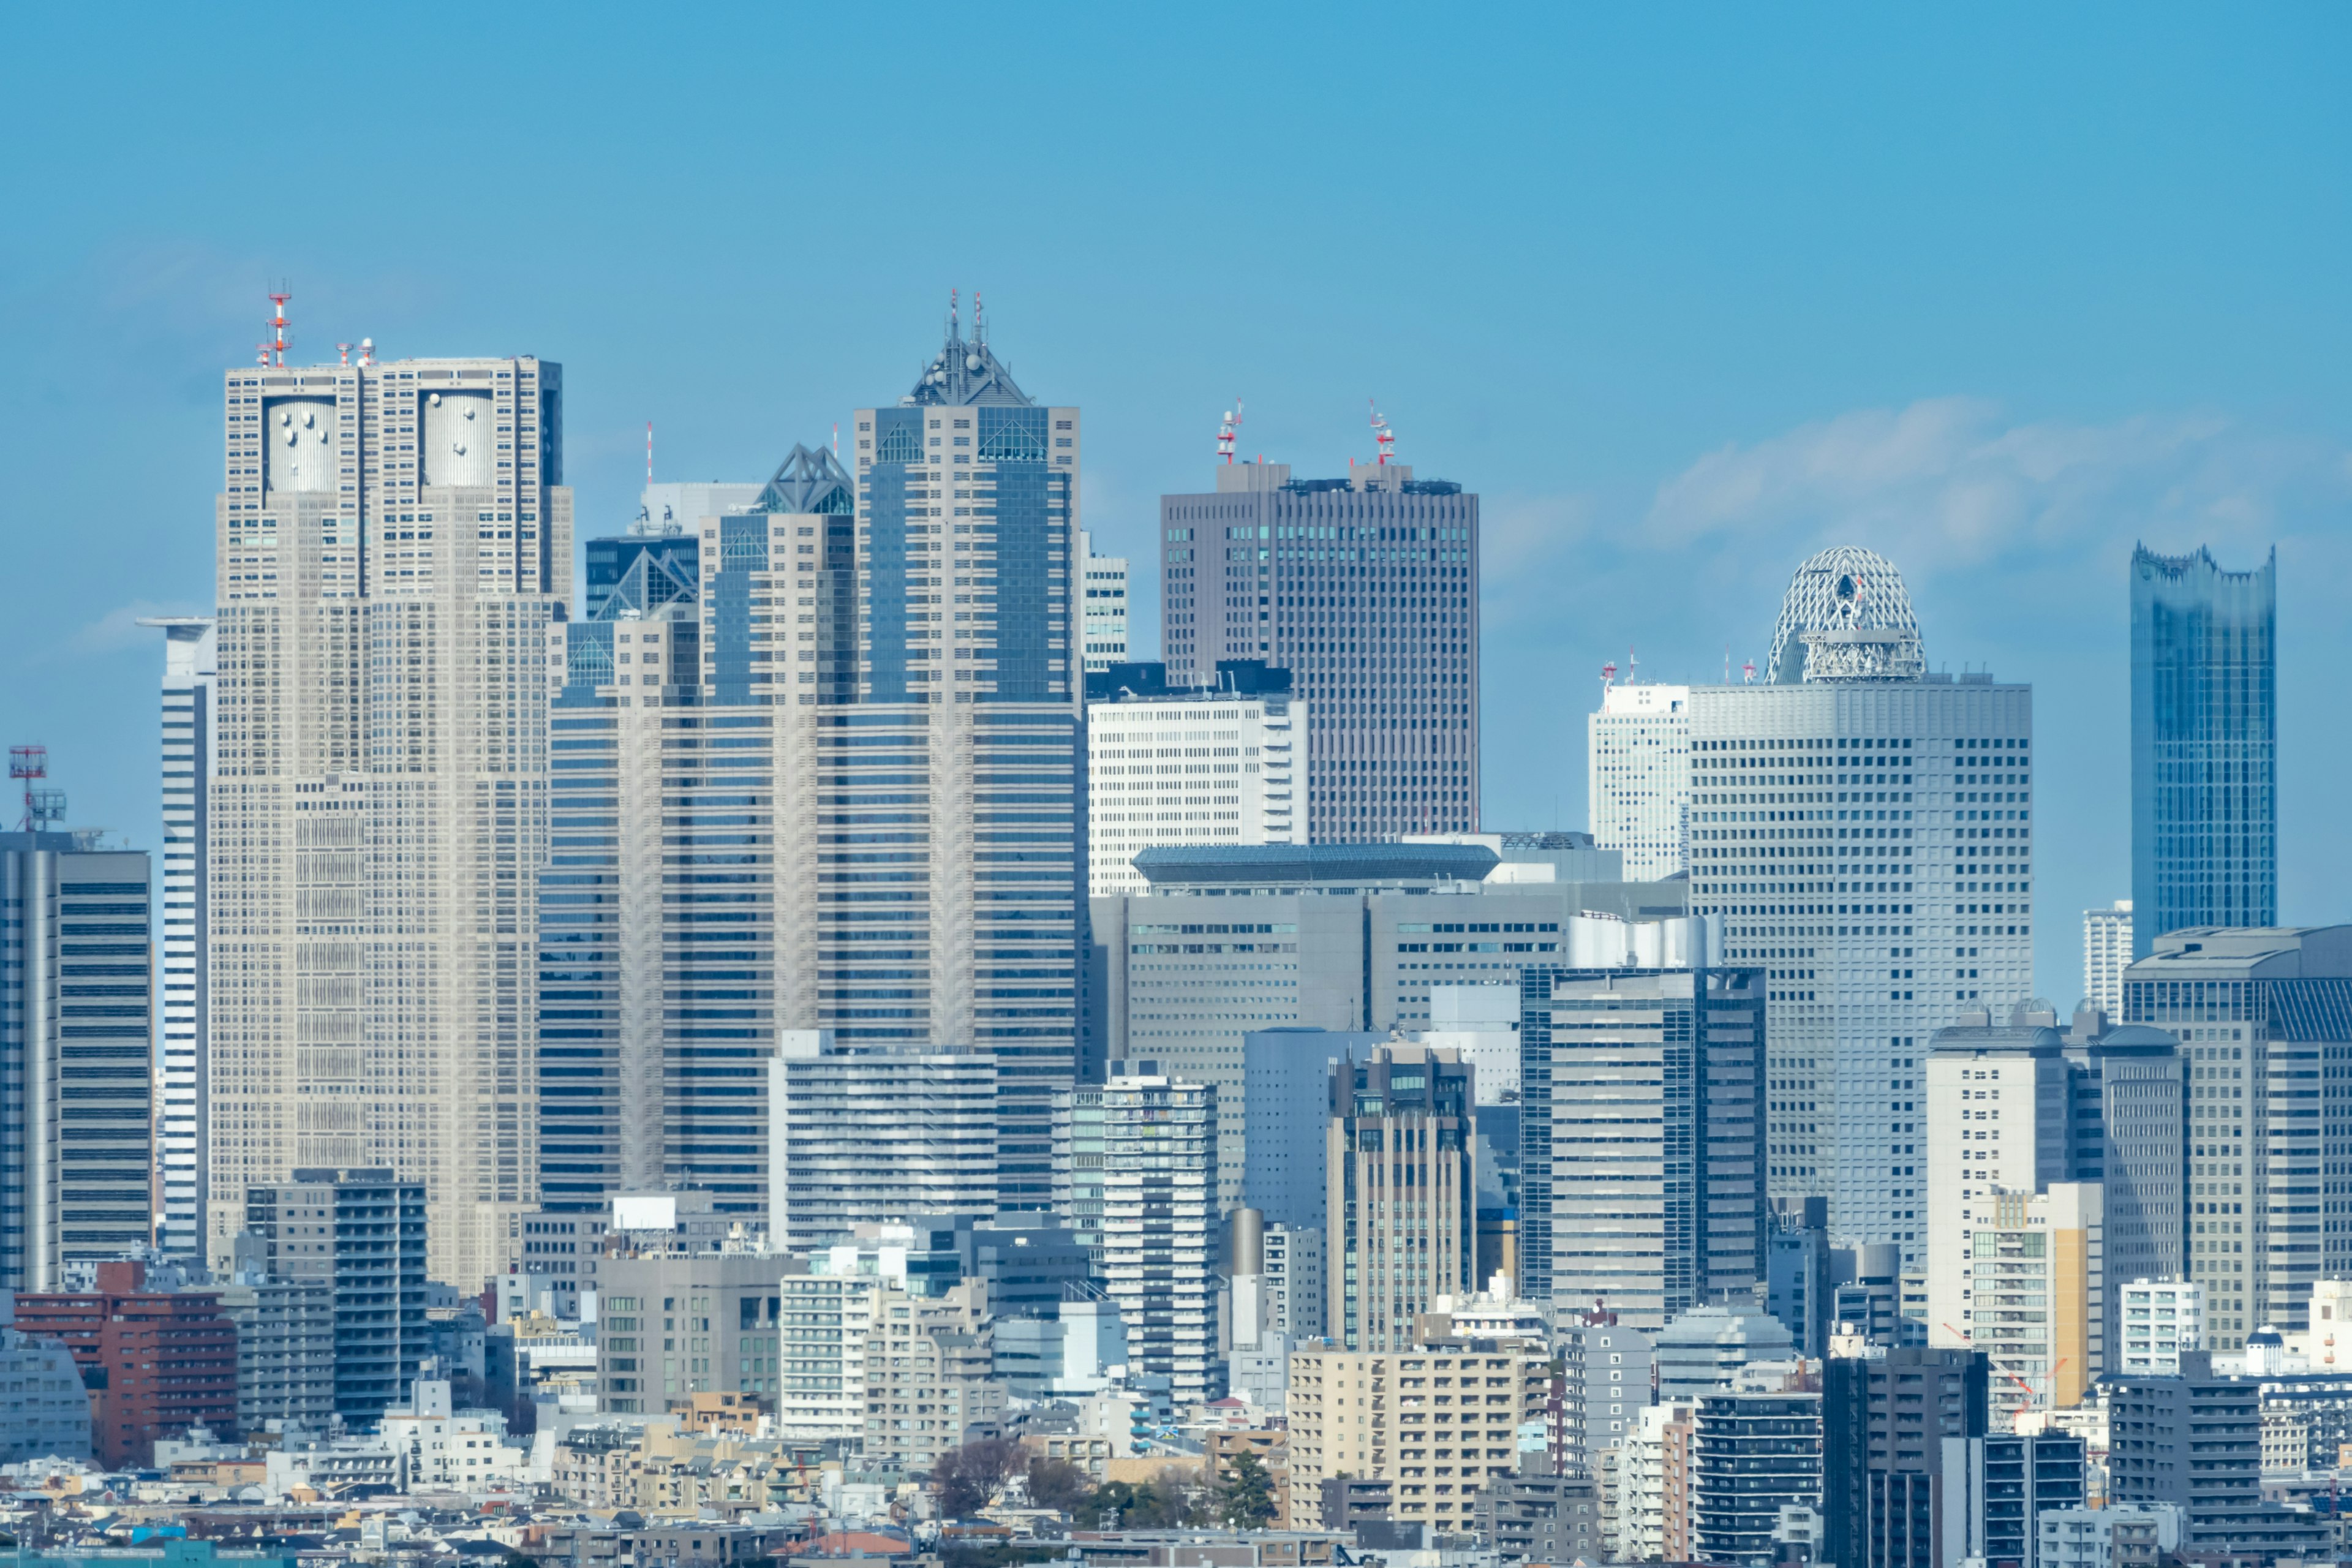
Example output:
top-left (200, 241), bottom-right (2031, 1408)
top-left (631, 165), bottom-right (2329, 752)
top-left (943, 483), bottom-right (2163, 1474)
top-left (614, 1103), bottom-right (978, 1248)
top-left (336, 342), bottom-right (352, 368)
top-left (9, 746), bottom-right (64, 832)
top-left (1218, 400), bottom-right (1245, 464)
top-left (1628, 645), bottom-right (1639, 685)
top-left (358, 337), bottom-right (374, 367)
top-left (646, 421), bottom-right (654, 486)
top-left (973, 290), bottom-right (986, 346)
top-left (1370, 399), bottom-right (1395, 466)
top-left (1742, 658), bottom-right (1757, 685)
top-left (949, 288), bottom-right (960, 342)
top-left (1601, 658), bottom-right (1617, 698)
top-left (268, 287), bottom-right (291, 366)
top-left (832, 423), bottom-right (839, 458)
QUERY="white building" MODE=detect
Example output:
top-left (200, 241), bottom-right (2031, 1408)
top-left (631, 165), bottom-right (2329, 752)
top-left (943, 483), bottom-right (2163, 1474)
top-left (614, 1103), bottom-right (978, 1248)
top-left (776, 1259), bottom-right (880, 1441)
top-left (636, 480), bottom-right (760, 537)
top-left (138, 617), bottom-right (214, 1259)
top-left (1422, 984), bottom-right (1521, 1101)
top-left (1101, 1068), bottom-right (1217, 1403)
top-left (1688, 546), bottom-right (2034, 1265)
top-left (766, 1030), bottom-right (997, 1250)
top-left (207, 334), bottom-right (568, 1285)
top-left (1264, 1222), bottom-right (1324, 1341)
top-left (2115, 1278), bottom-right (2203, 1375)
top-left (1924, 1026), bottom-right (2071, 1354)
top-left (379, 1381), bottom-right (529, 1491)
top-left (2084, 901), bottom-right (2133, 1017)
top-left (1589, 680), bottom-right (1691, 880)
top-left (1080, 530), bottom-right (1130, 670)
top-left (1085, 685), bottom-right (1305, 896)
top-left (2038, 1504), bottom-right (2183, 1568)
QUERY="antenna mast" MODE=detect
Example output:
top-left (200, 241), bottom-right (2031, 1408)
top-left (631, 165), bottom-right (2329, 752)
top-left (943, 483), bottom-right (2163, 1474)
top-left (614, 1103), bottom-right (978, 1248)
top-left (1369, 399), bottom-right (1395, 466)
top-left (1218, 399), bottom-right (1245, 464)
top-left (268, 287), bottom-right (291, 366)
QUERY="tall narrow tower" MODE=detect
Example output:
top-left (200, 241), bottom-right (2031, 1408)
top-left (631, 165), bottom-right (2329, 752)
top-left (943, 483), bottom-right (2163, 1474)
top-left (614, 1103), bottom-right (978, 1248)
top-left (208, 318), bottom-right (570, 1287)
top-left (137, 616), bottom-right (215, 1257)
top-left (2130, 545), bottom-right (2276, 957)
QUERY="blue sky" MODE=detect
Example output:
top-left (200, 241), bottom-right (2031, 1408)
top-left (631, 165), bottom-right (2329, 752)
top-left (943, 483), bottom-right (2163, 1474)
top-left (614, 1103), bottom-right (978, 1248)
top-left (3, 5), bottom-right (2346, 997)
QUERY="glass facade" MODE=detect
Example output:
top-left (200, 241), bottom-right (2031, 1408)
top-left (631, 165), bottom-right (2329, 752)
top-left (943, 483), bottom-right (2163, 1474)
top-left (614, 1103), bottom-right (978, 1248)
top-left (2130, 544), bottom-right (2276, 956)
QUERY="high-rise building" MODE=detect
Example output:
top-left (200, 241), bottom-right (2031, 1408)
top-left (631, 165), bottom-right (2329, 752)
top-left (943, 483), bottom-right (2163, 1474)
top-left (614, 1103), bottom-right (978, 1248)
top-left (1688, 545), bottom-right (2034, 1264)
top-left (1589, 680), bottom-right (1691, 880)
top-left (2107, 1351), bottom-right (2331, 1553)
top-left (1822, 1344), bottom-right (1988, 1568)
top-left (1084, 665), bottom-right (1305, 897)
top-left (1689, 1392), bottom-right (1823, 1567)
top-left (208, 336), bottom-right (569, 1287)
top-left (1079, 530), bottom-right (1129, 669)
top-left (2084, 900), bottom-right (2134, 1016)
top-left (1288, 1339), bottom-right (1546, 1532)
top-left (242, 1167), bottom-right (428, 1425)
top-left (2120, 924), bottom-right (2352, 1349)
top-left (1050, 1083), bottom-right (1106, 1262)
top-left (1963, 1185), bottom-right (2104, 1428)
top-left (1241, 1028), bottom-right (1385, 1225)
top-left (2130, 546), bottom-right (2276, 957)
top-left (0, 832), bottom-right (154, 1285)
top-left (1924, 1023), bottom-right (2072, 1357)
top-left (1327, 1044), bottom-right (1476, 1352)
top-left (1159, 454), bottom-right (1478, 842)
top-left (140, 617), bottom-right (215, 1259)
top-left (2114, 1278), bottom-right (2203, 1376)
top-left (764, 1030), bottom-right (997, 1249)
top-left (593, 1246), bottom-right (790, 1415)
top-left (1941, 1433), bottom-right (2089, 1568)
top-left (1517, 948), bottom-right (1763, 1321)
top-left (1100, 1066), bottom-right (1218, 1402)
top-left (2080, 1023), bottom-right (2185, 1359)
top-left (13, 1260), bottom-right (236, 1468)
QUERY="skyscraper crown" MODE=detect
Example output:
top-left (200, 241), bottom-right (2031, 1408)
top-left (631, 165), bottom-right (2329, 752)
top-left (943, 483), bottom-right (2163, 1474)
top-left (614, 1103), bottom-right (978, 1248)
top-left (902, 293), bottom-right (1031, 407)
top-left (1766, 545), bottom-right (1926, 684)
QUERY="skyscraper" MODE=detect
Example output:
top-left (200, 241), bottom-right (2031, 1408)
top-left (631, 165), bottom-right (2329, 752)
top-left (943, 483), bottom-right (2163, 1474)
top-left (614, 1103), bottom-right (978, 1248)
top-left (1327, 1043), bottom-right (1477, 1351)
top-left (1589, 680), bottom-right (1691, 880)
top-left (208, 332), bottom-right (569, 1286)
top-left (2083, 900), bottom-right (2133, 1016)
top-left (1079, 530), bottom-right (1130, 669)
top-left (1084, 667), bottom-right (1305, 897)
top-left (1101, 1065), bottom-right (1218, 1401)
top-left (1686, 546), bottom-right (2033, 1265)
top-left (2130, 545), bottom-right (2276, 957)
top-left (0, 833), bottom-right (154, 1287)
top-left (138, 616), bottom-right (214, 1259)
top-left (1159, 451), bottom-right (1479, 842)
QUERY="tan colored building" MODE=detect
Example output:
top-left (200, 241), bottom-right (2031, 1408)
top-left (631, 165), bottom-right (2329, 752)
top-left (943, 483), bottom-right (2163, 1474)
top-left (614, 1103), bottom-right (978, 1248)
top-left (861, 1281), bottom-right (1007, 1472)
top-left (1327, 1044), bottom-right (1477, 1352)
top-left (1207, 1427), bottom-right (1292, 1527)
top-left (207, 334), bottom-right (570, 1289)
top-left (1287, 1340), bottom-right (1545, 1534)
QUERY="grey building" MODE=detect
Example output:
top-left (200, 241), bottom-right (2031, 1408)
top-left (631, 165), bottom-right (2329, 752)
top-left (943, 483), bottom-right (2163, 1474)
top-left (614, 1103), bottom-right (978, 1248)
top-left (1327, 1044), bottom-right (1478, 1352)
top-left (1519, 962), bottom-right (1766, 1322)
top-left (1159, 456), bottom-right (1479, 843)
top-left (2105, 1351), bottom-right (2327, 1553)
top-left (2130, 545), bottom-right (2275, 957)
top-left (1242, 1027), bottom-right (1384, 1227)
top-left (1691, 1392), bottom-right (1823, 1567)
top-left (595, 1247), bottom-right (786, 1415)
top-left (1101, 1067), bottom-right (1218, 1402)
top-left (1656, 1305), bottom-right (1796, 1401)
top-left (0, 832), bottom-right (153, 1287)
top-left (765, 1031), bottom-right (998, 1250)
top-left (243, 1167), bottom-right (427, 1424)
top-left (1822, 1346), bottom-right (1987, 1568)
top-left (1768, 1196), bottom-right (1832, 1359)
top-left (217, 1272), bottom-right (336, 1434)
top-left (1561, 1316), bottom-right (1653, 1467)
top-left (139, 617), bottom-right (214, 1261)
top-left (1474, 1472), bottom-right (1604, 1563)
top-left (1690, 545), bottom-right (2033, 1265)
top-left (1829, 1241), bottom-right (1907, 1346)
top-left (2076, 1022), bottom-right (2186, 1359)
top-left (2122, 924), bottom-right (2352, 1348)
top-left (1941, 1433), bottom-right (2087, 1568)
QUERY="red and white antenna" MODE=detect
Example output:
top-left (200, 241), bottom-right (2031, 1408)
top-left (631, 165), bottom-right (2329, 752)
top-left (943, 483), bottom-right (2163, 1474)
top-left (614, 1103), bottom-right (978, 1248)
top-left (358, 337), bottom-right (374, 367)
top-left (336, 342), bottom-right (352, 368)
top-left (1370, 399), bottom-right (1395, 466)
top-left (1601, 658), bottom-right (1618, 696)
top-left (268, 287), bottom-right (291, 366)
top-left (1741, 658), bottom-right (1757, 685)
top-left (832, 423), bottom-right (840, 458)
top-left (646, 421), bottom-right (654, 484)
top-left (1218, 399), bottom-right (1244, 464)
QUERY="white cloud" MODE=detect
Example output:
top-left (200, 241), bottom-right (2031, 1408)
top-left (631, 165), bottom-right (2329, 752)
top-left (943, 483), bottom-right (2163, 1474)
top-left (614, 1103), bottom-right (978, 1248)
top-left (64, 600), bottom-right (205, 658)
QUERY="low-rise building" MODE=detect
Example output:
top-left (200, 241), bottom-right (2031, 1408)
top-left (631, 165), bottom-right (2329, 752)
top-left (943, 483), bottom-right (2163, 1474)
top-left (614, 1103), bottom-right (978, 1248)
top-left (379, 1380), bottom-right (528, 1493)
top-left (1207, 1427), bottom-right (1291, 1527)
top-left (1473, 1472), bottom-right (1604, 1563)
top-left (13, 1259), bottom-right (237, 1467)
top-left (2114, 1278), bottom-right (2203, 1376)
top-left (2039, 1502), bottom-right (2184, 1568)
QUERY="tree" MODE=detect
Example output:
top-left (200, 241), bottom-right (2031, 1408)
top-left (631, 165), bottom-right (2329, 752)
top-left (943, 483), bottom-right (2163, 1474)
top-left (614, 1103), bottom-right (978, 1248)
top-left (932, 1436), bottom-right (1024, 1520)
top-left (1025, 1456), bottom-right (1095, 1515)
top-left (1217, 1451), bottom-right (1277, 1531)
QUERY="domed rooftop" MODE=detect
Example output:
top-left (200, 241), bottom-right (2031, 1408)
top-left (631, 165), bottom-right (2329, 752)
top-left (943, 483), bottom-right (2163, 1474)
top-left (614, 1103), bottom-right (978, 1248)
top-left (1766, 546), bottom-right (1926, 684)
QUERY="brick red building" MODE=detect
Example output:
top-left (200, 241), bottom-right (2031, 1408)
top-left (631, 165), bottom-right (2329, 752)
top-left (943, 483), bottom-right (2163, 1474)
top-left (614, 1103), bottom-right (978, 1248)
top-left (15, 1259), bottom-right (238, 1467)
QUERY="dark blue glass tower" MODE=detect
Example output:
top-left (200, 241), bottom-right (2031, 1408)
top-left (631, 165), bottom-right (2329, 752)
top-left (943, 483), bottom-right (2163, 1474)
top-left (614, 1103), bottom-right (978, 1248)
top-left (2130, 544), bottom-right (2276, 956)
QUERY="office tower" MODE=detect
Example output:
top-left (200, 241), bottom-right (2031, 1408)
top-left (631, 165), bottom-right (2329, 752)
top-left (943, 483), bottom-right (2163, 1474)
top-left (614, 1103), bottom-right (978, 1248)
top-left (1517, 958), bottom-right (1764, 1322)
top-left (242, 1167), bottom-right (427, 1425)
top-left (1264, 1221), bottom-right (1325, 1340)
top-left (764, 1030), bottom-right (997, 1250)
top-left (2084, 900), bottom-right (2133, 1016)
top-left (1690, 1392), bottom-right (1823, 1566)
top-left (1965, 1185), bottom-right (2103, 1428)
top-left (0, 832), bottom-right (154, 1286)
top-left (1094, 839), bottom-right (1678, 1070)
top-left (1242, 1028), bottom-right (1384, 1224)
top-left (1822, 1344), bottom-right (1988, 1568)
top-left (2107, 1351), bottom-right (2331, 1553)
top-left (2121, 924), bottom-right (2352, 1349)
top-left (1924, 1023), bottom-right (2071, 1350)
top-left (1589, 680), bottom-right (1692, 880)
top-left (592, 1248), bottom-right (789, 1415)
top-left (12, 1261), bottom-right (236, 1468)
top-left (1940, 1433), bottom-right (2087, 1568)
top-left (845, 304), bottom-right (1082, 1209)
top-left (2114, 1278), bottom-right (2203, 1376)
top-left (2079, 1024), bottom-right (2185, 1357)
top-left (2129, 545), bottom-right (2276, 957)
top-left (1654, 1306), bottom-right (1795, 1401)
top-left (209, 339), bottom-right (569, 1287)
top-left (1689, 545), bottom-right (2034, 1264)
top-left (1327, 1044), bottom-right (1476, 1351)
top-left (1084, 663), bottom-right (1305, 897)
top-left (1288, 1340), bottom-right (1546, 1531)
top-left (1079, 530), bottom-right (1129, 669)
top-left (1101, 1066), bottom-right (1218, 1401)
top-left (139, 617), bottom-right (215, 1259)
top-left (1768, 1197), bottom-right (1833, 1359)
top-left (1159, 451), bottom-right (1479, 843)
